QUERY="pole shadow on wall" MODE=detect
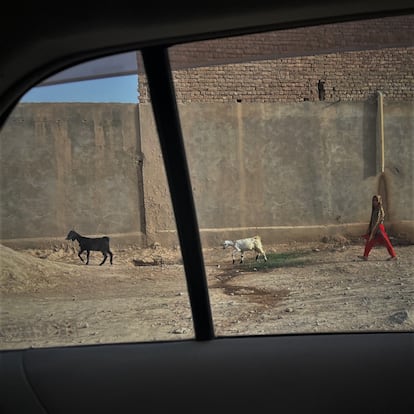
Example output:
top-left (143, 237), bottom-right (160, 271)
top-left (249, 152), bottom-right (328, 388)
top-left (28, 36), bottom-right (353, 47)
top-left (362, 99), bottom-right (377, 180)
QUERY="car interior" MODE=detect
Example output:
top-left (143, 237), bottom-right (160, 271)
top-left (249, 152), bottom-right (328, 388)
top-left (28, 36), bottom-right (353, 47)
top-left (1, 2), bottom-right (414, 413)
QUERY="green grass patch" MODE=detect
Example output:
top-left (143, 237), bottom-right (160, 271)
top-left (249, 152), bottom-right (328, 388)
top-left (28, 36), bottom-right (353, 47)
top-left (244, 250), bottom-right (313, 271)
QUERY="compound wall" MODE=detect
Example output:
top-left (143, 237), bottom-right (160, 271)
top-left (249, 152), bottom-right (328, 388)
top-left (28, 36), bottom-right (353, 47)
top-left (1, 99), bottom-right (413, 248)
top-left (0, 103), bottom-right (145, 247)
top-left (139, 99), bottom-right (414, 247)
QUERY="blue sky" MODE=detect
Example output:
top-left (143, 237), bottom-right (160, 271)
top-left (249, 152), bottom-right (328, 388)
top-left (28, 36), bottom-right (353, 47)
top-left (20, 75), bottom-right (139, 103)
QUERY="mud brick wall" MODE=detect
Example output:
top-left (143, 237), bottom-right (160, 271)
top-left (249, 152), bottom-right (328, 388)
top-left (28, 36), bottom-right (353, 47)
top-left (137, 15), bottom-right (414, 103)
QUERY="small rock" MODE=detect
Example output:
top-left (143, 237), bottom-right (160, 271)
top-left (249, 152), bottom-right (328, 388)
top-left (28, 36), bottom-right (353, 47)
top-left (172, 328), bottom-right (187, 334)
top-left (389, 310), bottom-right (409, 324)
top-left (151, 242), bottom-right (161, 250)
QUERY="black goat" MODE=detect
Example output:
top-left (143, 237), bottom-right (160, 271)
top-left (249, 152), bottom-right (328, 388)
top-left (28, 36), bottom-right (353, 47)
top-left (66, 230), bottom-right (113, 265)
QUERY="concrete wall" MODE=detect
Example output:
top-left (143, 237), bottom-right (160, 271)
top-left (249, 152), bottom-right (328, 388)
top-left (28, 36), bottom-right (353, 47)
top-left (1, 100), bottom-right (413, 249)
top-left (0, 103), bottom-right (145, 248)
top-left (139, 99), bottom-right (414, 246)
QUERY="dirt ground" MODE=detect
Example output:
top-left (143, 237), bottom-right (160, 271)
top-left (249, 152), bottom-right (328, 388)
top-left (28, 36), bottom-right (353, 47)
top-left (1, 237), bottom-right (413, 349)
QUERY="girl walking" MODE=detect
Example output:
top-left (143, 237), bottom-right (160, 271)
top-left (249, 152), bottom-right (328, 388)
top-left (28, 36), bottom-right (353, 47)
top-left (360, 194), bottom-right (397, 261)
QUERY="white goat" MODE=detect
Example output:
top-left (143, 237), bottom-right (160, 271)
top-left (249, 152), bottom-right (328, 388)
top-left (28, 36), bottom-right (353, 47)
top-left (222, 235), bottom-right (268, 264)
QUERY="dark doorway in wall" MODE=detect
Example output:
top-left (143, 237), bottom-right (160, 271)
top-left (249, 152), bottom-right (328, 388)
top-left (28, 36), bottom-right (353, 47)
top-left (318, 80), bottom-right (325, 101)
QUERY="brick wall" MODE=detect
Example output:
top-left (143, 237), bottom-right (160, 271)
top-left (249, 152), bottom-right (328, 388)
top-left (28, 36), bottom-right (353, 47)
top-left (138, 15), bottom-right (414, 103)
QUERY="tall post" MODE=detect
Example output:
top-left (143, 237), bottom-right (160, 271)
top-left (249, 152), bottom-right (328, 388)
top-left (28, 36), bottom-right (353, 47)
top-left (377, 91), bottom-right (385, 174)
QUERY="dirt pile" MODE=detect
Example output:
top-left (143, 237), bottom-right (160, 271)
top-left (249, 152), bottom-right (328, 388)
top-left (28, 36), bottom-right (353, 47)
top-left (0, 244), bottom-right (67, 293)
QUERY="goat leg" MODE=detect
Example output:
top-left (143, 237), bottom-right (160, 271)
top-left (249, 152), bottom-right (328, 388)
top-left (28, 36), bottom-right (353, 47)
top-left (100, 253), bottom-right (108, 266)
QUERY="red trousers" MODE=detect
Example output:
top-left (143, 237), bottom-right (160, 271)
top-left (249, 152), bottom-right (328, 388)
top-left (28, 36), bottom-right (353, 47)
top-left (363, 224), bottom-right (396, 258)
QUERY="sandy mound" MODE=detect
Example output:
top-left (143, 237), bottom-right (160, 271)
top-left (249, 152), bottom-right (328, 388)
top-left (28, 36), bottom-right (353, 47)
top-left (0, 244), bottom-right (70, 294)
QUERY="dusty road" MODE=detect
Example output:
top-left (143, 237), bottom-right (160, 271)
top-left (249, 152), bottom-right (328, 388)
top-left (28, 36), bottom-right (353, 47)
top-left (1, 238), bottom-right (413, 349)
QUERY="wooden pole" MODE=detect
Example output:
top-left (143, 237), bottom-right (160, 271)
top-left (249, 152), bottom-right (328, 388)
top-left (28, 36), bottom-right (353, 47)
top-left (377, 91), bottom-right (385, 174)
